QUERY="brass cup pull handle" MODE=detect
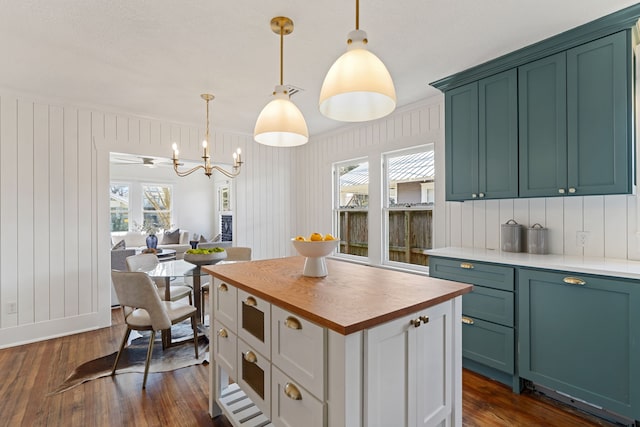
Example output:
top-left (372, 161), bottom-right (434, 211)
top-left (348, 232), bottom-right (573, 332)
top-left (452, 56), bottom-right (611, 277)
top-left (218, 283), bottom-right (228, 292)
top-left (410, 318), bottom-right (422, 328)
top-left (461, 316), bottom-right (475, 325)
top-left (244, 351), bottom-right (257, 364)
top-left (217, 328), bottom-right (228, 338)
top-left (563, 277), bottom-right (586, 286)
top-left (285, 316), bottom-right (302, 330)
top-left (245, 296), bottom-right (257, 306)
top-left (284, 382), bottom-right (302, 400)
top-left (460, 262), bottom-right (474, 269)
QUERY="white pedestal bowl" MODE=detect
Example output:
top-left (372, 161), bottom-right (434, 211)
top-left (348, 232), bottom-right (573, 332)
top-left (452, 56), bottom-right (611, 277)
top-left (291, 239), bottom-right (339, 277)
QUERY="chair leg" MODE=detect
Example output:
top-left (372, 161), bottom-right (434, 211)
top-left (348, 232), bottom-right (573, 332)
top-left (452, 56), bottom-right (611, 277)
top-left (201, 289), bottom-right (207, 324)
top-left (191, 314), bottom-right (199, 359)
top-left (142, 330), bottom-right (156, 389)
top-left (111, 328), bottom-right (132, 376)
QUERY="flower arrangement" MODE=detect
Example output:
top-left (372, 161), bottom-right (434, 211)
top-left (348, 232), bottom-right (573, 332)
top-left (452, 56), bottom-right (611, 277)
top-left (132, 218), bottom-right (174, 236)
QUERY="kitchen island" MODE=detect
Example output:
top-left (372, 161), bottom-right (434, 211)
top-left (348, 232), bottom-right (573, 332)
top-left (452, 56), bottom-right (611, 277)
top-left (204, 256), bottom-right (472, 427)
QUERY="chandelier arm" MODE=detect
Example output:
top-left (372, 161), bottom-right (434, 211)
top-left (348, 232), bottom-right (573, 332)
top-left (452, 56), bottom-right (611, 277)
top-left (213, 165), bottom-right (242, 179)
top-left (173, 162), bottom-right (206, 177)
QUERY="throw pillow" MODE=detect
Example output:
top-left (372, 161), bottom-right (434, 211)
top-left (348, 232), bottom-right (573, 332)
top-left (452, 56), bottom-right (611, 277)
top-left (112, 239), bottom-right (126, 250)
top-left (161, 228), bottom-right (181, 244)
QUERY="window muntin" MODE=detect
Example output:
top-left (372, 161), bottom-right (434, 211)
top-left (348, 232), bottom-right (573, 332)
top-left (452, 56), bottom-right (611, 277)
top-left (110, 184), bottom-right (130, 232)
top-left (383, 146), bottom-right (434, 268)
top-left (334, 159), bottom-right (369, 259)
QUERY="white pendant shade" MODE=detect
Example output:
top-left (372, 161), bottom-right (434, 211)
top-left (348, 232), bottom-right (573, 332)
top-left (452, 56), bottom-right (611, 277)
top-left (319, 30), bottom-right (396, 122)
top-left (254, 87), bottom-right (309, 147)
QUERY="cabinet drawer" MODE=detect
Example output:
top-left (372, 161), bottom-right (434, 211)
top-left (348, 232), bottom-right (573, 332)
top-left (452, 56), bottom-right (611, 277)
top-left (213, 279), bottom-right (237, 332)
top-left (238, 289), bottom-right (271, 358)
top-left (429, 257), bottom-right (514, 291)
top-left (462, 316), bottom-right (514, 374)
top-left (271, 367), bottom-right (324, 427)
top-left (463, 286), bottom-right (514, 327)
top-left (213, 319), bottom-right (237, 380)
top-left (237, 338), bottom-right (271, 419)
top-left (271, 305), bottom-right (326, 399)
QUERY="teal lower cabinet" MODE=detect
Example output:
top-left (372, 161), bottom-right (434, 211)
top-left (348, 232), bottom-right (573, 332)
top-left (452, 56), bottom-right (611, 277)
top-left (429, 257), bottom-right (520, 391)
top-left (518, 268), bottom-right (640, 420)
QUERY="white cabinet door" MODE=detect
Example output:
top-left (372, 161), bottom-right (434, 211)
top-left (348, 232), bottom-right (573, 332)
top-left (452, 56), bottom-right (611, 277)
top-left (213, 278), bottom-right (237, 332)
top-left (365, 301), bottom-right (454, 427)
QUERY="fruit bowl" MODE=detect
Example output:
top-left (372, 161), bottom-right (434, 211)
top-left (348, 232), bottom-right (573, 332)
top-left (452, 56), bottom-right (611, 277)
top-left (291, 238), bottom-right (339, 277)
top-left (183, 249), bottom-right (227, 266)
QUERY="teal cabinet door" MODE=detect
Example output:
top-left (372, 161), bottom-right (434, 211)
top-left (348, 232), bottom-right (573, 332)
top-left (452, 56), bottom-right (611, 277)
top-left (518, 268), bottom-right (639, 419)
top-left (445, 82), bottom-right (478, 201)
top-left (479, 69), bottom-right (518, 199)
top-left (566, 30), bottom-right (632, 195)
top-left (519, 53), bottom-right (567, 197)
top-left (445, 69), bottom-right (518, 201)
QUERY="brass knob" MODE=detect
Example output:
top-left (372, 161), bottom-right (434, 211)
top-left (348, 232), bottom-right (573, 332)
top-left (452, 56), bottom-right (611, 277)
top-left (461, 316), bottom-right (475, 325)
top-left (419, 315), bottom-right (429, 324)
top-left (568, 187), bottom-right (576, 194)
top-left (285, 316), bottom-right (302, 330)
top-left (217, 328), bottom-right (228, 338)
top-left (245, 296), bottom-right (257, 306)
top-left (563, 277), bottom-right (586, 286)
top-left (410, 318), bottom-right (422, 328)
top-left (479, 192), bottom-right (485, 198)
top-left (218, 283), bottom-right (228, 292)
top-left (284, 382), bottom-right (302, 400)
top-left (558, 188), bottom-right (565, 194)
top-left (244, 351), bottom-right (257, 363)
top-left (460, 262), bottom-right (474, 269)
top-left (471, 193), bottom-right (478, 198)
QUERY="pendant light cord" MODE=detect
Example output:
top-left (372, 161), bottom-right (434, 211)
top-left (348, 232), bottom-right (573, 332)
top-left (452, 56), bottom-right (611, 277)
top-left (279, 24), bottom-right (284, 86)
top-left (355, 0), bottom-right (359, 30)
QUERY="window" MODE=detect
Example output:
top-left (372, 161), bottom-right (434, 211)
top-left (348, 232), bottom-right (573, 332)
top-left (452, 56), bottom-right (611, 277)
top-left (142, 184), bottom-right (173, 230)
top-left (383, 146), bottom-right (434, 268)
top-left (110, 184), bottom-right (130, 232)
top-left (334, 159), bottom-right (369, 258)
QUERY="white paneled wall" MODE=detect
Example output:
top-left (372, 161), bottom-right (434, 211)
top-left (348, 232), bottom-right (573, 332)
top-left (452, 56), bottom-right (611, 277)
top-left (298, 94), bottom-right (640, 269)
top-left (0, 93), bottom-right (295, 348)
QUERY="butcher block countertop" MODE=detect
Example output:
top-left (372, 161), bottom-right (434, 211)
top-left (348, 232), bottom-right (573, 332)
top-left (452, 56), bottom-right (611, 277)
top-left (203, 256), bottom-right (472, 335)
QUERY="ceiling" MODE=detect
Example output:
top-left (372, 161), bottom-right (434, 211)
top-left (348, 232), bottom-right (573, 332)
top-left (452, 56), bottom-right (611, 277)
top-left (0, 1), bottom-right (637, 138)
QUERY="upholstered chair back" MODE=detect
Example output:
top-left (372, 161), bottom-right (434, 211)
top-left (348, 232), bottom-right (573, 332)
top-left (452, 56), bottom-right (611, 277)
top-left (125, 253), bottom-right (159, 272)
top-left (111, 270), bottom-right (172, 331)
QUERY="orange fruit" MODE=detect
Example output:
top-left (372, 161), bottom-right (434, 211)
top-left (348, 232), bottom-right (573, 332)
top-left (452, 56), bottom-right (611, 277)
top-left (309, 232), bottom-right (323, 241)
top-left (324, 234), bottom-right (335, 241)
top-left (295, 235), bottom-right (306, 241)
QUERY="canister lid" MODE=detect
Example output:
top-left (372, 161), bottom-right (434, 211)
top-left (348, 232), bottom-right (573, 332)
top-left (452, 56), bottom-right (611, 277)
top-left (502, 219), bottom-right (522, 228)
top-left (528, 223), bottom-right (545, 230)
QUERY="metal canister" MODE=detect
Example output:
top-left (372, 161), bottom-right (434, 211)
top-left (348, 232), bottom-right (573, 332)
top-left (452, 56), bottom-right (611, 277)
top-left (501, 219), bottom-right (522, 252)
top-left (527, 223), bottom-right (548, 254)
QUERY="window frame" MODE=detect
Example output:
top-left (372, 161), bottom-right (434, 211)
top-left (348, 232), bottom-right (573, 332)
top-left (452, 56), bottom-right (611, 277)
top-left (332, 157), bottom-right (370, 262)
top-left (141, 183), bottom-right (174, 231)
top-left (382, 144), bottom-right (434, 272)
top-left (110, 182), bottom-right (130, 232)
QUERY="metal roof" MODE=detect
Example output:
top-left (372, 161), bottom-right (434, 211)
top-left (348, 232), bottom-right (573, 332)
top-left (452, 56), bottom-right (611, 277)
top-left (339, 151), bottom-right (434, 187)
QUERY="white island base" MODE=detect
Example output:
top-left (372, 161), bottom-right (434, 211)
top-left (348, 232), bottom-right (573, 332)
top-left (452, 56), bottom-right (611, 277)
top-left (205, 257), bottom-right (469, 427)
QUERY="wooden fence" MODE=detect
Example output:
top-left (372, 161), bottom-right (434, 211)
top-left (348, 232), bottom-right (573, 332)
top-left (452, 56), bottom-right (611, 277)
top-left (338, 208), bottom-right (433, 266)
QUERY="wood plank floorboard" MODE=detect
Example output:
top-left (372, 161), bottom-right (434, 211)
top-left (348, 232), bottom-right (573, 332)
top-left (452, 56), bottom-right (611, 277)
top-left (0, 307), bottom-right (620, 427)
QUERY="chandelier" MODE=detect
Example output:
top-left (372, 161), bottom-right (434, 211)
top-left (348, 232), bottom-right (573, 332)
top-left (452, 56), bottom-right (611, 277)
top-left (171, 94), bottom-right (243, 179)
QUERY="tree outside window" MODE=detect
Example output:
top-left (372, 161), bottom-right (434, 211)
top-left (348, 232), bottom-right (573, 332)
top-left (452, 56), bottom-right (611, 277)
top-left (110, 184), bottom-right (129, 232)
top-left (142, 185), bottom-right (173, 231)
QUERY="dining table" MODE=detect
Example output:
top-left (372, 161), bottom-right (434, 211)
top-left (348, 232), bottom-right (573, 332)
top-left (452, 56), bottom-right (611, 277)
top-left (135, 258), bottom-right (214, 348)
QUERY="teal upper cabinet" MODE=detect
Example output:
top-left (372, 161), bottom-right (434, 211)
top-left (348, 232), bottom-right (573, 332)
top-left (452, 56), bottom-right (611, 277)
top-left (445, 69), bottom-right (518, 201)
top-left (566, 31), bottom-right (632, 196)
top-left (520, 31), bottom-right (632, 197)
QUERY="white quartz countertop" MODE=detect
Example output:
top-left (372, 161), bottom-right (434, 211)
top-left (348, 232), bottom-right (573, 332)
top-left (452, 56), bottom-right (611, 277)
top-left (426, 247), bottom-right (640, 280)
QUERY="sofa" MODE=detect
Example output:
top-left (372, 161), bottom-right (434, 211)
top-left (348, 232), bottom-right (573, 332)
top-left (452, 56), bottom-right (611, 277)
top-left (111, 230), bottom-right (191, 259)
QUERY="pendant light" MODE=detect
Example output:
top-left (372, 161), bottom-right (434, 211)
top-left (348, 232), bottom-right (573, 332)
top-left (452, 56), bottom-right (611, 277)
top-left (319, 0), bottom-right (396, 122)
top-left (254, 16), bottom-right (309, 147)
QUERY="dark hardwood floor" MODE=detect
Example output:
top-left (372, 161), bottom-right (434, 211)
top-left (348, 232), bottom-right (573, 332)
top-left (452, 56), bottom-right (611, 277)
top-left (0, 307), bottom-right (620, 427)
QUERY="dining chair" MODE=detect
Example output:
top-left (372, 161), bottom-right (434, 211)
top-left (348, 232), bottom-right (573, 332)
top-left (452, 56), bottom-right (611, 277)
top-left (200, 247), bottom-right (252, 322)
top-left (110, 270), bottom-right (199, 389)
top-left (125, 253), bottom-right (193, 304)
